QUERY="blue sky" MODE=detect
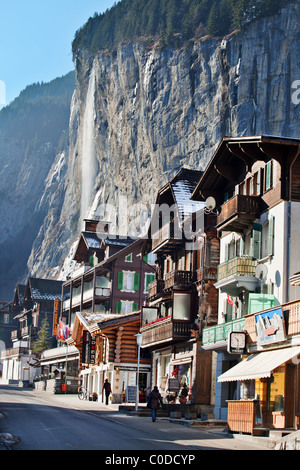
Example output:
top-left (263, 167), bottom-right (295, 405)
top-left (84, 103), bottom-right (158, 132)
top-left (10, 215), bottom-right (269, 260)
top-left (0, 0), bottom-right (116, 105)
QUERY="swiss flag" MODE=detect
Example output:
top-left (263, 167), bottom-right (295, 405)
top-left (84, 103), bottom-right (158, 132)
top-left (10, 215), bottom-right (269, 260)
top-left (227, 294), bottom-right (234, 305)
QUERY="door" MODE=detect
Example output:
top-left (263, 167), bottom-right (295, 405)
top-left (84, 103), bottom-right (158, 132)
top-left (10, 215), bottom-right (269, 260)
top-left (285, 364), bottom-right (296, 428)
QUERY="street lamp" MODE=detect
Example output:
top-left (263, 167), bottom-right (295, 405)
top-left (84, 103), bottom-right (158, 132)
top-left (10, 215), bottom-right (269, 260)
top-left (134, 333), bottom-right (142, 413)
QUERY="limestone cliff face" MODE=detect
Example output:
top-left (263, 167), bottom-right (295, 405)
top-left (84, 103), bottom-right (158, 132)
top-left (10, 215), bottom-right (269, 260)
top-left (27, 3), bottom-right (300, 281)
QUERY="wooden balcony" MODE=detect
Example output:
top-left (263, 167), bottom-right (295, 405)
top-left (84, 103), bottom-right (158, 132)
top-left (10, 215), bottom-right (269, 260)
top-left (164, 270), bottom-right (195, 290)
top-left (11, 329), bottom-right (21, 341)
top-left (148, 279), bottom-right (165, 299)
top-left (217, 195), bottom-right (261, 232)
top-left (140, 316), bottom-right (193, 348)
top-left (151, 222), bottom-right (183, 253)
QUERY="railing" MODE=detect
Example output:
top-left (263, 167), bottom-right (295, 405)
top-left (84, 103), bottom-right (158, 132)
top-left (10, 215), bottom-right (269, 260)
top-left (1, 347), bottom-right (29, 358)
top-left (217, 256), bottom-right (257, 281)
top-left (148, 279), bottom-right (164, 299)
top-left (196, 266), bottom-right (217, 281)
top-left (164, 270), bottom-right (195, 289)
top-left (11, 330), bottom-right (21, 341)
top-left (141, 316), bottom-right (193, 347)
top-left (217, 194), bottom-right (260, 229)
top-left (202, 317), bottom-right (246, 346)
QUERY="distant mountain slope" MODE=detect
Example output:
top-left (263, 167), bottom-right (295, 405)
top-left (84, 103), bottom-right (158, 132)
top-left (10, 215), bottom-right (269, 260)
top-left (72, 0), bottom-right (293, 54)
top-left (0, 71), bottom-right (75, 300)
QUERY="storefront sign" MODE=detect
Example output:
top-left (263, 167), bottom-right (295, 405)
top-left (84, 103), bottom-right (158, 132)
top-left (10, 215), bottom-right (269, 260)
top-left (114, 366), bottom-right (149, 372)
top-left (53, 298), bottom-right (60, 335)
top-left (126, 386), bottom-right (136, 402)
top-left (82, 330), bottom-right (96, 365)
top-left (168, 378), bottom-right (180, 392)
top-left (255, 307), bottom-right (286, 346)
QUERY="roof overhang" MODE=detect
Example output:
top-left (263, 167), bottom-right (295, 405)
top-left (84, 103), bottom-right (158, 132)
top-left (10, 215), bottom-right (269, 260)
top-left (192, 135), bottom-right (300, 204)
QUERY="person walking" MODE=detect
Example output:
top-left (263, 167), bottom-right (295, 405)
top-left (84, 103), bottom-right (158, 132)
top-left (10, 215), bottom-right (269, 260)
top-left (147, 386), bottom-right (163, 422)
top-left (103, 378), bottom-right (112, 405)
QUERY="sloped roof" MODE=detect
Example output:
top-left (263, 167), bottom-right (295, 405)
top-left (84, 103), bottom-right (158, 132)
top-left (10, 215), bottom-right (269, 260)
top-left (26, 278), bottom-right (63, 301)
top-left (170, 168), bottom-right (205, 218)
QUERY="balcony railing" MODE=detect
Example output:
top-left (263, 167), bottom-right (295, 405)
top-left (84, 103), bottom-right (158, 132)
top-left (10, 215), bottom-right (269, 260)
top-left (217, 194), bottom-right (260, 232)
top-left (151, 222), bottom-right (183, 252)
top-left (202, 317), bottom-right (246, 346)
top-left (141, 316), bottom-right (193, 347)
top-left (164, 270), bottom-right (195, 290)
top-left (217, 256), bottom-right (257, 282)
top-left (148, 279), bottom-right (165, 299)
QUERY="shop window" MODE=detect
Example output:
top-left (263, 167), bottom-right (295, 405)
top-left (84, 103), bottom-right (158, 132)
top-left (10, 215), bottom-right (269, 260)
top-left (267, 365), bottom-right (285, 412)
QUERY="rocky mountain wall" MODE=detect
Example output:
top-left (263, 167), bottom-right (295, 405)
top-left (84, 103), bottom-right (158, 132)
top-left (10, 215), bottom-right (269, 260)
top-left (9, 3), bottom-right (300, 292)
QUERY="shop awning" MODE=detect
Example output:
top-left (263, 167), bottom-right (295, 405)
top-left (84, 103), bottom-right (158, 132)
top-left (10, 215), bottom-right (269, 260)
top-left (218, 346), bottom-right (300, 382)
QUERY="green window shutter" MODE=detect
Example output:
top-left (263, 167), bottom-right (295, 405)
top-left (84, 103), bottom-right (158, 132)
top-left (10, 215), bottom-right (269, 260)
top-left (268, 216), bottom-right (275, 256)
top-left (251, 223), bottom-right (262, 260)
top-left (132, 302), bottom-right (138, 312)
top-left (89, 256), bottom-right (94, 267)
top-left (143, 255), bottom-right (148, 262)
top-left (117, 272), bottom-right (124, 289)
top-left (116, 301), bottom-right (122, 314)
top-left (134, 273), bottom-right (140, 291)
top-left (145, 274), bottom-right (155, 292)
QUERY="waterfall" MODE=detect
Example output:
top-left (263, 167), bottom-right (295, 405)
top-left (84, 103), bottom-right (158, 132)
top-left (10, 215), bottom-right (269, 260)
top-left (80, 68), bottom-right (98, 223)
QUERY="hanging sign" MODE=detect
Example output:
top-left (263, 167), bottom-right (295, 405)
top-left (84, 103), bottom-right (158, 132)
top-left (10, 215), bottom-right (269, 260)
top-left (82, 330), bottom-right (96, 365)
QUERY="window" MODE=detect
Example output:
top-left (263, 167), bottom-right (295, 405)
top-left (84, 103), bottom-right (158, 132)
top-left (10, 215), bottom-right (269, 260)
top-left (3, 313), bottom-right (9, 324)
top-left (173, 293), bottom-right (190, 320)
top-left (265, 161), bottom-right (273, 191)
top-left (143, 253), bottom-right (157, 264)
top-left (118, 271), bottom-right (140, 291)
top-left (116, 300), bottom-right (138, 314)
top-left (125, 253), bottom-right (132, 262)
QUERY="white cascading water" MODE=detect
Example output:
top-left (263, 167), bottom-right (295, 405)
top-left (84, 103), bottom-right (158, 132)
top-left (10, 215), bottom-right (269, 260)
top-left (80, 68), bottom-right (98, 224)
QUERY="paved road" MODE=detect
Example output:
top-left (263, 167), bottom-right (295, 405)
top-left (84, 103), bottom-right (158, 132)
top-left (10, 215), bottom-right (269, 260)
top-left (0, 385), bottom-right (270, 452)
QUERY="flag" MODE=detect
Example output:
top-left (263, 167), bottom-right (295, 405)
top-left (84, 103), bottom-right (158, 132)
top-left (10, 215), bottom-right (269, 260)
top-left (56, 320), bottom-right (71, 342)
top-left (227, 294), bottom-right (234, 305)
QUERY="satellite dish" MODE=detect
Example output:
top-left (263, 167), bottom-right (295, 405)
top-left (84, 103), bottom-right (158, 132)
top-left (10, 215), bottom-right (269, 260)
top-left (205, 196), bottom-right (216, 211)
top-left (255, 264), bottom-right (268, 281)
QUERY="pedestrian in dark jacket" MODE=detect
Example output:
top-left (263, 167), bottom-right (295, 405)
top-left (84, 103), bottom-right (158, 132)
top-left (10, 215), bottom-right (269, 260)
top-left (147, 386), bottom-right (163, 421)
top-left (103, 379), bottom-right (112, 405)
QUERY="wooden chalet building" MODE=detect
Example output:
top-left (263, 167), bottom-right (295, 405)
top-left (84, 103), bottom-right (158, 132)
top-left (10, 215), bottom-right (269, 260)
top-left (140, 168), bottom-right (219, 411)
top-left (62, 219), bottom-right (155, 324)
top-left (1, 278), bottom-right (63, 385)
top-left (69, 311), bottom-right (151, 403)
top-left (193, 135), bottom-right (300, 433)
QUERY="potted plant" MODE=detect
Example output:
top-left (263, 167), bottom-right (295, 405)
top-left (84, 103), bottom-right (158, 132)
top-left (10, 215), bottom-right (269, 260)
top-left (92, 392), bottom-right (98, 401)
top-left (178, 383), bottom-right (189, 404)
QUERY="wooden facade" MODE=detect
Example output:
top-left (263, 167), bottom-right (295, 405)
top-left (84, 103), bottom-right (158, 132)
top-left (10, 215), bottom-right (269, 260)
top-left (140, 168), bottom-right (219, 406)
top-left (70, 311), bottom-right (151, 403)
